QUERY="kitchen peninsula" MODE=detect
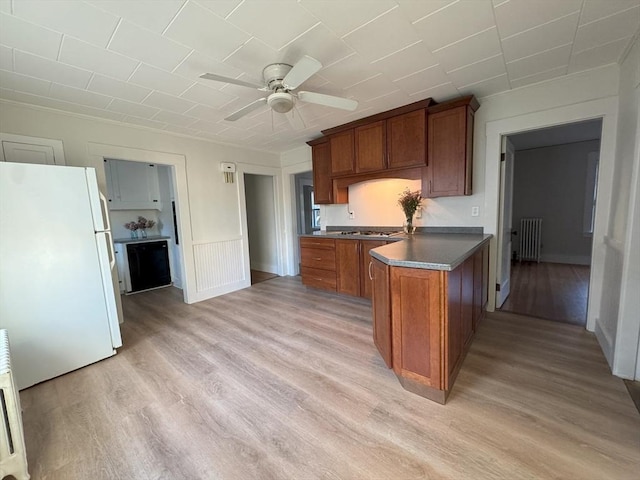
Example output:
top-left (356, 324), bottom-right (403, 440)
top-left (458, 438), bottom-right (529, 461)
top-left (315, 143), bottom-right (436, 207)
top-left (300, 230), bottom-right (491, 403)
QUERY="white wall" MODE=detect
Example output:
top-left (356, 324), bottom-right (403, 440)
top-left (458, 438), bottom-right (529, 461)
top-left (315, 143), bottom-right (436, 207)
top-left (0, 100), bottom-right (280, 303)
top-left (512, 140), bottom-right (598, 265)
top-left (244, 173), bottom-right (278, 274)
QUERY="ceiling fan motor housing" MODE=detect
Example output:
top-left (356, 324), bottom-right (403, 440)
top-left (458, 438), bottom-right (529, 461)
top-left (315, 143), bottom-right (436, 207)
top-left (267, 91), bottom-right (295, 113)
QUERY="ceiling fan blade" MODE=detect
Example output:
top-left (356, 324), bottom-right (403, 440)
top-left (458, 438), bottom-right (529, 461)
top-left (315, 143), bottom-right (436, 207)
top-left (200, 73), bottom-right (263, 90)
top-left (297, 91), bottom-right (358, 111)
top-left (282, 55), bottom-right (322, 90)
top-left (225, 98), bottom-right (268, 121)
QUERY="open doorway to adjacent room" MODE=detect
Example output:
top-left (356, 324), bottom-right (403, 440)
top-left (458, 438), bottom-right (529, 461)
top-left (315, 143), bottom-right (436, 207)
top-left (496, 119), bottom-right (602, 326)
top-left (244, 173), bottom-right (279, 285)
top-left (293, 171), bottom-right (319, 273)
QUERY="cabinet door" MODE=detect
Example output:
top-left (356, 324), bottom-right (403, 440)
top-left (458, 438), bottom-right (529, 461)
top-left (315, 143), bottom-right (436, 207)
top-left (355, 121), bottom-right (386, 173)
top-left (311, 142), bottom-right (332, 204)
top-left (336, 239), bottom-right (360, 296)
top-left (387, 110), bottom-right (426, 169)
top-left (447, 267), bottom-right (462, 384)
top-left (360, 240), bottom-right (387, 299)
top-left (391, 267), bottom-right (442, 388)
top-left (461, 255), bottom-right (474, 349)
top-left (330, 130), bottom-right (355, 176)
top-left (473, 246), bottom-right (489, 330)
top-left (106, 159), bottom-right (162, 210)
top-left (371, 258), bottom-right (392, 368)
top-left (427, 105), bottom-right (471, 197)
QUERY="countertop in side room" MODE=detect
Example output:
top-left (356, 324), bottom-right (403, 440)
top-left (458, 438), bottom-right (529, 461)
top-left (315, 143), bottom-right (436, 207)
top-left (113, 235), bottom-right (171, 244)
top-left (369, 233), bottom-right (492, 271)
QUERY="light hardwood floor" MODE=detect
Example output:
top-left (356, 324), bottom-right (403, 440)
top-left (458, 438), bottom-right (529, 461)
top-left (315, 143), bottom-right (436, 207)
top-left (20, 277), bottom-right (639, 480)
top-left (499, 262), bottom-right (590, 325)
top-left (250, 269), bottom-right (279, 285)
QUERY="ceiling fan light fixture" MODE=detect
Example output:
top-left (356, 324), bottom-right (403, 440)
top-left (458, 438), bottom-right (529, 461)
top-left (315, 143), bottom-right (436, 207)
top-left (267, 92), bottom-right (294, 113)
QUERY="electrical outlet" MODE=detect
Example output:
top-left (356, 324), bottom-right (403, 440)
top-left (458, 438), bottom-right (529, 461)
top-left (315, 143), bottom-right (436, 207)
top-left (415, 207), bottom-right (422, 219)
top-left (471, 206), bottom-right (479, 217)
top-left (349, 211), bottom-right (355, 220)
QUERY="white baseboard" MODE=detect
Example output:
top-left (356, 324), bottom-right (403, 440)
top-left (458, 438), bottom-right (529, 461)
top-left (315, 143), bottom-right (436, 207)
top-left (190, 279), bottom-right (251, 303)
top-left (594, 319), bottom-right (614, 370)
top-left (540, 254), bottom-right (591, 265)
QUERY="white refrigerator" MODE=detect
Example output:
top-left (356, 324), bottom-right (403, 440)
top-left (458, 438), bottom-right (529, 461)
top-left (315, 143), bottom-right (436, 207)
top-left (0, 162), bottom-right (122, 390)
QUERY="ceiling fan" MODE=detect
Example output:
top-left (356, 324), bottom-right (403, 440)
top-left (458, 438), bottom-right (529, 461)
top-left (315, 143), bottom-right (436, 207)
top-left (200, 55), bottom-right (358, 123)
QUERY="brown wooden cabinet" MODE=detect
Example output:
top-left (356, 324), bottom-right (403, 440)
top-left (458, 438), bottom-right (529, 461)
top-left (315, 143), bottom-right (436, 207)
top-left (360, 239), bottom-right (387, 299)
top-left (371, 243), bottom-right (489, 403)
top-left (426, 97), bottom-right (478, 198)
top-left (329, 130), bottom-right (355, 176)
top-left (355, 121), bottom-right (386, 173)
top-left (311, 141), bottom-right (332, 204)
top-left (387, 109), bottom-right (426, 169)
top-left (336, 239), bottom-right (361, 296)
top-left (300, 237), bottom-right (336, 291)
top-left (371, 257), bottom-right (392, 368)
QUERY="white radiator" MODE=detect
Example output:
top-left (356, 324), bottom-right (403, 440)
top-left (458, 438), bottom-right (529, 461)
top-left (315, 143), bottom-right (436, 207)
top-left (0, 330), bottom-right (30, 480)
top-left (520, 218), bottom-right (542, 263)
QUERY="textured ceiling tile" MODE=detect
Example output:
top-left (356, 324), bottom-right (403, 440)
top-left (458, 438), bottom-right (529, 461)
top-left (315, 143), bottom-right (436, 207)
top-left (573, 6), bottom-right (640, 52)
top-left (0, 1), bottom-right (10, 13)
top-left (129, 63), bottom-right (194, 96)
top-left (173, 51), bottom-right (245, 88)
top-left (447, 54), bottom-right (507, 88)
top-left (151, 110), bottom-right (198, 128)
top-left (122, 115), bottom-right (168, 130)
top-left (392, 64), bottom-right (451, 96)
top-left (60, 36), bottom-right (139, 82)
top-left (163, 124), bottom-right (201, 137)
top-left (184, 103), bottom-right (227, 123)
top-left (412, 0), bottom-right (495, 51)
top-left (493, 0), bottom-right (582, 39)
top-left (188, 118), bottom-right (228, 134)
top-left (432, 27), bottom-right (502, 72)
top-left (227, 0), bottom-right (319, 51)
top-left (142, 91), bottom-right (196, 114)
top-left (569, 37), bottom-right (632, 73)
top-left (0, 68), bottom-right (51, 96)
top-left (12, 0), bottom-right (119, 48)
top-left (87, 74), bottom-right (151, 103)
top-left (181, 83), bottom-right (237, 109)
top-left (501, 12), bottom-right (580, 63)
top-left (194, 0), bottom-right (244, 19)
top-left (506, 44), bottom-right (572, 80)
top-left (456, 73), bottom-right (510, 98)
top-left (343, 73), bottom-right (397, 102)
top-left (109, 20), bottom-right (191, 71)
top-left (342, 7), bottom-right (422, 62)
top-left (164, 1), bottom-right (250, 62)
top-left (0, 12), bottom-right (62, 60)
top-left (14, 50), bottom-right (92, 89)
top-left (407, 82), bottom-right (459, 102)
top-left (395, 0), bottom-right (457, 22)
top-left (318, 53), bottom-right (375, 88)
top-left (222, 37), bottom-right (280, 76)
top-left (49, 83), bottom-right (112, 109)
top-left (280, 24), bottom-right (354, 69)
top-left (298, 0), bottom-right (397, 37)
top-left (580, 0), bottom-right (640, 25)
top-left (107, 97), bottom-right (160, 118)
top-left (373, 41), bottom-right (439, 81)
top-left (87, 0), bottom-right (184, 34)
top-left (0, 44), bottom-right (13, 71)
top-left (509, 65), bottom-right (566, 89)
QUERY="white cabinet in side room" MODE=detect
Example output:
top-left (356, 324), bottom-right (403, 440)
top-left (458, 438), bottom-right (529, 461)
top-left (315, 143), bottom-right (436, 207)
top-left (114, 243), bottom-right (126, 294)
top-left (0, 133), bottom-right (66, 165)
top-left (104, 159), bottom-right (162, 210)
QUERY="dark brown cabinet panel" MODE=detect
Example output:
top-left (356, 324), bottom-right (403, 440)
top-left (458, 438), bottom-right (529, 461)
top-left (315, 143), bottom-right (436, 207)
top-left (371, 258), bottom-right (392, 368)
top-left (336, 239), bottom-right (361, 296)
top-left (300, 237), bottom-right (336, 291)
top-left (360, 240), bottom-right (387, 299)
top-left (387, 110), bottom-right (426, 169)
top-left (427, 106), bottom-right (468, 197)
top-left (311, 141), bottom-right (332, 204)
top-left (330, 130), bottom-right (355, 176)
top-left (355, 121), bottom-right (386, 173)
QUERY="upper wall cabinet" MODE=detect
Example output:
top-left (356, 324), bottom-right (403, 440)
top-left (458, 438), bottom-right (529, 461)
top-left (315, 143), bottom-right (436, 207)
top-left (387, 109), bottom-right (426, 169)
top-left (311, 140), bottom-right (333, 204)
top-left (0, 133), bottom-right (66, 165)
top-left (426, 97), bottom-right (479, 198)
top-left (105, 159), bottom-right (162, 210)
top-left (329, 130), bottom-right (355, 176)
top-left (355, 120), bottom-right (386, 173)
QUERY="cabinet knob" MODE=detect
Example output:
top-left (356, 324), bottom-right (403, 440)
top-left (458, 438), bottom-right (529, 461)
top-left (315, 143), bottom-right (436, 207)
top-left (314, 257), bottom-right (322, 261)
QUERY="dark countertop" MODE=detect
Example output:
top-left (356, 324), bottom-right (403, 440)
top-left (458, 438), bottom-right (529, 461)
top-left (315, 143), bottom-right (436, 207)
top-left (113, 235), bottom-right (171, 245)
top-left (369, 233), bottom-right (492, 271)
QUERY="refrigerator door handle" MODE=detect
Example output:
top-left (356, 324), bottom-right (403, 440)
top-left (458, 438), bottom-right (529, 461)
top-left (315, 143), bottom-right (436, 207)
top-left (99, 191), bottom-right (112, 232)
top-left (105, 230), bottom-right (116, 270)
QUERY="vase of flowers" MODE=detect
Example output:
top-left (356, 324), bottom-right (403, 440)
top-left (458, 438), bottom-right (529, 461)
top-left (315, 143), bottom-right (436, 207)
top-left (398, 188), bottom-right (422, 234)
top-left (124, 221), bottom-right (139, 239)
top-left (136, 216), bottom-right (156, 239)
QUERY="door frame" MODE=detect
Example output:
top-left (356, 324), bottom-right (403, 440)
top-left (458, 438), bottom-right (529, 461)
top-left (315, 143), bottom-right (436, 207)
top-left (495, 136), bottom-right (515, 308)
top-left (485, 96), bottom-right (619, 334)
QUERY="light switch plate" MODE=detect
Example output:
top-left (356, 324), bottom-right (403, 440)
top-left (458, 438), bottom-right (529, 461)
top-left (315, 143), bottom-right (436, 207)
top-left (471, 206), bottom-right (479, 217)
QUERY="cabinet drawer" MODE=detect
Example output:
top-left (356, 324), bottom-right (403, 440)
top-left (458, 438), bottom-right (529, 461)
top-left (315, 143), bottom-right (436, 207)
top-left (301, 266), bottom-right (337, 291)
top-left (301, 247), bottom-right (336, 270)
top-left (300, 237), bottom-right (335, 249)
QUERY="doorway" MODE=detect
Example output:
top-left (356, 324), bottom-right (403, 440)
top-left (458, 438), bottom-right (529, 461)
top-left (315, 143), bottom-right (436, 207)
top-left (496, 119), bottom-right (602, 326)
top-left (244, 173), bottom-right (279, 285)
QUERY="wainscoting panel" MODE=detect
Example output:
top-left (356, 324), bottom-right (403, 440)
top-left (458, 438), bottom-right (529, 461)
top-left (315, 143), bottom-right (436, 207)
top-left (193, 239), bottom-right (248, 300)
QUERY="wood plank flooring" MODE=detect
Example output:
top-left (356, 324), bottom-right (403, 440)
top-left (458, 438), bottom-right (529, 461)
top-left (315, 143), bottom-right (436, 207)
top-left (250, 269), bottom-right (279, 285)
top-left (19, 277), bottom-right (639, 480)
top-left (500, 261), bottom-right (590, 325)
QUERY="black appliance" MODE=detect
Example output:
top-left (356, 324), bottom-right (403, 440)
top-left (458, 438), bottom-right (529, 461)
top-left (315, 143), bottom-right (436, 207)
top-left (126, 240), bottom-right (171, 293)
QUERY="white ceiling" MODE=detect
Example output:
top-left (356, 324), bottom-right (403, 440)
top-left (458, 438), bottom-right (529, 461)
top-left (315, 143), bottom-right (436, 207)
top-left (0, 0), bottom-right (638, 153)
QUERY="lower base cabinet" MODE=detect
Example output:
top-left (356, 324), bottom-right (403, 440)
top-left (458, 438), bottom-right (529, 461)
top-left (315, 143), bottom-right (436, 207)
top-left (371, 244), bottom-right (489, 403)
